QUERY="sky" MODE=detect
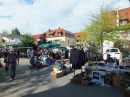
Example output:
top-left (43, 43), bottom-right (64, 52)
top-left (0, 0), bottom-right (130, 35)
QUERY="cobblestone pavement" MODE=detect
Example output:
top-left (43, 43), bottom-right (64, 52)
top-left (0, 58), bottom-right (125, 97)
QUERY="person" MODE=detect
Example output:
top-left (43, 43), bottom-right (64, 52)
top-left (16, 48), bottom-right (20, 57)
top-left (4, 49), bottom-right (10, 71)
top-left (27, 49), bottom-right (31, 59)
top-left (31, 50), bottom-right (34, 57)
top-left (7, 49), bottom-right (19, 81)
top-left (34, 56), bottom-right (38, 64)
top-left (104, 54), bottom-right (115, 64)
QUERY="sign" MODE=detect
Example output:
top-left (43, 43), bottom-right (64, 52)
top-left (92, 71), bottom-right (101, 82)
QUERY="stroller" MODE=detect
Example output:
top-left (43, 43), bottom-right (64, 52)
top-left (29, 57), bottom-right (42, 69)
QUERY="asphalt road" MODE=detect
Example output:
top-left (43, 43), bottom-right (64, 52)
top-left (0, 58), bottom-right (125, 97)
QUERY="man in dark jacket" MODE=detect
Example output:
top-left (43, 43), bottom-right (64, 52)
top-left (104, 54), bottom-right (115, 64)
top-left (7, 49), bottom-right (19, 81)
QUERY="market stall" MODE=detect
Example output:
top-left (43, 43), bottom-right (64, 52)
top-left (51, 59), bottom-right (72, 78)
top-left (70, 60), bottom-right (130, 97)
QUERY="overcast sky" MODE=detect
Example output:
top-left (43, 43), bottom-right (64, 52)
top-left (0, 0), bottom-right (130, 35)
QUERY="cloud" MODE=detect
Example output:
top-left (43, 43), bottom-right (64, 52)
top-left (0, 0), bottom-right (129, 35)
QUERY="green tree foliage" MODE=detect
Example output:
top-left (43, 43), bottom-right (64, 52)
top-left (114, 39), bottom-right (130, 57)
top-left (76, 31), bottom-right (89, 46)
top-left (20, 33), bottom-right (36, 47)
top-left (83, 1), bottom-right (122, 52)
top-left (11, 28), bottom-right (20, 36)
top-left (1, 30), bottom-right (10, 37)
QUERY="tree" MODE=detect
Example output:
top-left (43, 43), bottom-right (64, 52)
top-left (114, 39), bottom-right (130, 57)
top-left (83, 1), bottom-right (124, 53)
top-left (77, 31), bottom-right (89, 47)
top-left (20, 33), bottom-right (36, 47)
top-left (11, 28), bottom-right (21, 36)
top-left (1, 30), bottom-right (10, 37)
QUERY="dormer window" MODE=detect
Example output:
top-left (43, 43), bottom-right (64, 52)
top-left (49, 34), bottom-right (53, 37)
top-left (120, 20), bottom-right (127, 25)
top-left (58, 32), bottom-right (61, 37)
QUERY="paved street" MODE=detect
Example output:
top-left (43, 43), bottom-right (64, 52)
top-left (0, 58), bottom-right (125, 97)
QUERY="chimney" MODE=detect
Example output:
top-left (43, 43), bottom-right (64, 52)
top-left (48, 29), bottom-right (51, 32)
top-left (59, 27), bottom-right (60, 29)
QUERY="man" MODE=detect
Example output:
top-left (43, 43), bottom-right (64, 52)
top-left (7, 49), bottom-right (19, 81)
top-left (104, 54), bottom-right (115, 64)
top-left (4, 49), bottom-right (10, 71)
top-left (16, 48), bottom-right (20, 57)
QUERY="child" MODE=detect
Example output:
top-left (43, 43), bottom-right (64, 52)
top-left (34, 56), bottom-right (38, 64)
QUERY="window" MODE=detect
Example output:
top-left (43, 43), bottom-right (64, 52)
top-left (106, 49), bottom-right (118, 52)
top-left (49, 34), bottom-right (53, 37)
top-left (58, 33), bottom-right (61, 37)
top-left (106, 49), bottom-right (110, 52)
top-left (68, 40), bottom-right (69, 44)
top-left (120, 20), bottom-right (127, 25)
top-left (72, 41), bottom-right (74, 44)
top-left (110, 49), bottom-right (118, 52)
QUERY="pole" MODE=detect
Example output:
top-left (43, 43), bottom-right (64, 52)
top-left (101, 32), bottom-right (103, 53)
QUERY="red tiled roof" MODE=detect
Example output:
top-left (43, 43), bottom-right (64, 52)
top-left (119, 7), bottom-right (130, 21)
top-left (73, 32), bottom-right (81, 38)
top-left (45, 28), bottom-right (67, 37)
top-left (103, 7), bottom-right (130, 27)
top-left (32, 34), bottom-right (41, 40)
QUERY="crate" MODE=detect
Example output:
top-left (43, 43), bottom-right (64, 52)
top-left (71, 77), bottom-right (81, 84)
top-left (81, 80), bottom-right (89, 85)
top-left (51, 71), bottom-right (63, 78)
top-left (112, 76), bottom-right (121, 86)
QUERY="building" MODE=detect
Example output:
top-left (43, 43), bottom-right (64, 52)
top-left (2, 36), bottom-right (10, 42)
top-left (117, 7), bottom-right (130, 26)
top-left (1, 35), bottom-right (22, 48)
top-left (103, 7), bottom-right (130, 52)
top-left (32, 34), bottom-right (41, 45)
top-left (73, 32), bottom-right (87, 46)
top-left (45, 27), bottom-right (76, 48)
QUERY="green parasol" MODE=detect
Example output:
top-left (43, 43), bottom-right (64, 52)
top-left (49, 43), bottom-right (60, 47)
top-left (39, 44), bottom-right (50, 48)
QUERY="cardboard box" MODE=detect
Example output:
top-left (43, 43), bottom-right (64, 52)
top-left (112, 76), bottom-right (121, 86)
top-left (71, 77), bottom-right (81, 84)
top-left (71, 74), bottom-right (84, 84)
top-left (81, 80), bottom-right (89, 85)
top-left (51, 71), bottom-right (63, 78)
top-left (53, 66), bottom-right (59, 72)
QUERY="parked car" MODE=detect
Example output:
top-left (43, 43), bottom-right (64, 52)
top-left (103, 48), bottom-right (122, 63)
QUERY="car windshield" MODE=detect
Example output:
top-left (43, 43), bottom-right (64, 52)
top-left (106, 49), bottom-right (118, 52)
top-left (106, 49), bottom-right (110, 52)
top-left (110, 49), bottom-right (118, 52)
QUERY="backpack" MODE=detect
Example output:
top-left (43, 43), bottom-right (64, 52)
top-left (8, 54), bottom-right (18, 63)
